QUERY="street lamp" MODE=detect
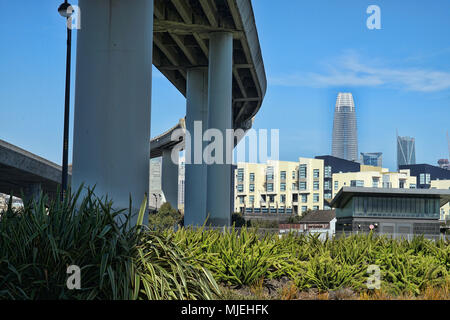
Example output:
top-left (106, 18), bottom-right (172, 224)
top-left (58, 1), bottom-right (73, 201)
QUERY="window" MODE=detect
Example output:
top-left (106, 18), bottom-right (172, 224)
top-left (313, 169), bottom-right (320, 178)
top-left (299, 181), bottom-right (307, 190)
top-left (280, 183), bottom-right (286, 191)
top-left (239, 196), bottom-right (244, 204)
top-left (324, 166), bottom-right (332, 178)
top-left (249, 173), bottom-right (255, 182)
top-left (267, 183), bottom-right (274, 192)
top-left (313, 206), bottom-right (319, 211)
top-left (280, 195), bottom-right (286, 203)
top-left (313, 181), bottom-right (320, 190)
top-left (324, 192), bottom-right (332, 200)
top-left (313, 193), bottom-right (320, 203)
top-left (410, 184), bottom-right (416, 189)
top-left (266, 166), bottom-right (274, 180)
top-left (292, 183), bottom-right (298, 191)
top-left (237, 168), bottom-right (244, 182)
top-left (292, 171), bottom-right (296, 179)
top-left (301, 194), bottom-right (308, 203)
top-left (334, 181), bottom-right (339, 191)
top-left (399, 180), bottom-right (405, 189)
top-left (351, 180), bottom-right (364, 187)
top-left (269, 195), bottom-right (275, 203)
top-left (420, 174), bottom-right (425, 185)
top-left (249, 184), bottom-right (255, 192)
top-left (301, 206), bottom-right (308, 213)
top-left (237, 184), bottom-right (244, 193)
top-left (299, 164), bottom-right (307, 178)
top-left (280, 171), bottom-right (286, 180)
top-left (324, 180), bottom-right (331, 191)
top-left (426, 174), bottom-right (431, 185)
top-left (372, 177), bottom-right (379, 188)
top-left (249, 196), bottom-right (255, 204)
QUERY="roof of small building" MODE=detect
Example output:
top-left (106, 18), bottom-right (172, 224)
top-left (330, 187), bottom-right (450, 209)
top-left (300, 210), bottom-right (336, 224)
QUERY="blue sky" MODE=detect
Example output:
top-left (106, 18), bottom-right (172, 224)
top-left (1, 0), bottom-right (449, 171)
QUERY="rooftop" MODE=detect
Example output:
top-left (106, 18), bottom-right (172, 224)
top-left (300, 210), bottom-right (336, 224)
top-left (330, 187), bottom-right (450, 209)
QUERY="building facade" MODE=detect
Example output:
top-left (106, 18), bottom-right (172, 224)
top-left (0, 193), bottom-right (23, 212)
top-left (430, 179), bottom-right (450, 221)
top-left (397, 135), bottom-right (416, 170)
top-left (332, 93), bottom-right (358, 162)
top-left (399, 164), bottom-right (450, 189)
top-left (331, 187), bottom-right (450, 238)
top-left (360, 152), bottom-right (383, 167)
top-left (149, 156), bottom-right (185, 212)
top-left (315, 155), bottom-right (361, 209)
top-left (332, 168), bottom-right (417, 200)
top-left (234, 158), bottom-right (325, 215)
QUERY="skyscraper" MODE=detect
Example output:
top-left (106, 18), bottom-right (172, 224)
top-left (332, 93), bottom-right (358, 161)
top-left (397, 133), bottom-right (416, 170)
top-left (360, 152), bottom-right (383, 167)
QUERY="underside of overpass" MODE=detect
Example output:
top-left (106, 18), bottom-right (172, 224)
top-left (1, 0), bottom-right (267, 227)
top-left (152, 0), bottom-right (266, 131)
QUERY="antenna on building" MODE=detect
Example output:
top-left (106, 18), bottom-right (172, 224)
top-left (447, 131), bottom-right (450, 160)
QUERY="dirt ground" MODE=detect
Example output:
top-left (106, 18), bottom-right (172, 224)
top-left (218, 278), bottom-right (449, 300)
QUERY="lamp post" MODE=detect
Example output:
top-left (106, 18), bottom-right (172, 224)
top-left (58, 1), bottom-right (73, 201)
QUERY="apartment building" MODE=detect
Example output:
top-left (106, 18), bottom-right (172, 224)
top-left (332, 168), bottom-right (417, 199)
top-left (234, 158), bottom-right (324, 215)
top-left (430, 179), bottom-right (450, 221)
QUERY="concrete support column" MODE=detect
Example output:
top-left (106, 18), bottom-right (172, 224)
top-left (184, 68), bottom-right (208, 226)
top-left (161, 149), bottom-right (179, 210)
top-left (206, 32), bottom-right (234, 226)
top-left (72, 0), bottom-right (153, 225)
top-left (23, 183), bottom-right (42, 204)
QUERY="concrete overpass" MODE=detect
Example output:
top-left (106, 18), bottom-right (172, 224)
top-left (0, 139), bottom-right (71, 201)
top-left (70, 0), bottom-right (267, 226)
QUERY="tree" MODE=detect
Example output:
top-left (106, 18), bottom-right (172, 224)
top-left (148, 202), bottom-right (183, 230)
top-left (231, 212), bottom-right (250, 228)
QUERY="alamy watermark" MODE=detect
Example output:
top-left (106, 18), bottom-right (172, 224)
top-left (170, 121), bottom-right (279, 165)
top-left (367, 5), bottom-right (381, 30)
top-left (366, 265), bottom-right (381, 290)
top-left (62, 5), bottom-right (81, 30)
top-left (66, 265), bottom-right (81, 290)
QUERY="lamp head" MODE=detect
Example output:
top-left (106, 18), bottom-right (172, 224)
top-left (58, 2), bottom-right (73, 18)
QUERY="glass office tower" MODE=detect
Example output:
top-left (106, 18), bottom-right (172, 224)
top-left (332, 93), bottom-right (358, 162)
top-left (360, 152), bottom-right (383, 167)
top-left (397, 135), bottom-right (416, 170)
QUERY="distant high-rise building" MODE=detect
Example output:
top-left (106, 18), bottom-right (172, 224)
top-left (397, 134), bottom-right (416, 170)
top-left (438, 159), bottom-right (449, 170)
top-left (332, 93), bottom-right (358, 162)
top-left (360, 152), bottom-right (383, 167)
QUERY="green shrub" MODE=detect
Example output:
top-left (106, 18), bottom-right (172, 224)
top-left (231, 212), bottom-right (250, 228)
top-left (0, 188), bottom-right (219, 300)
top-left (170, 228), bottom-right (449, 296)
top-left (148, 202), bottom-right (183, 230)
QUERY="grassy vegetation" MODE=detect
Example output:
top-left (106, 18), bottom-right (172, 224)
top-left (0, 189), bottom-right (219, 300)
top-left (0, 192), bottom-right (448, 300)
top-left (167, 227), bottom-right (449, 298)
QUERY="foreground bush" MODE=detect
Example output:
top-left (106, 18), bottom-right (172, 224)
top-left (0, 189), bottom-right (219, 300)
top-left (1, 189), bottom-right (448, 299)
top-left (168, 228), bottom-right (449, 297)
